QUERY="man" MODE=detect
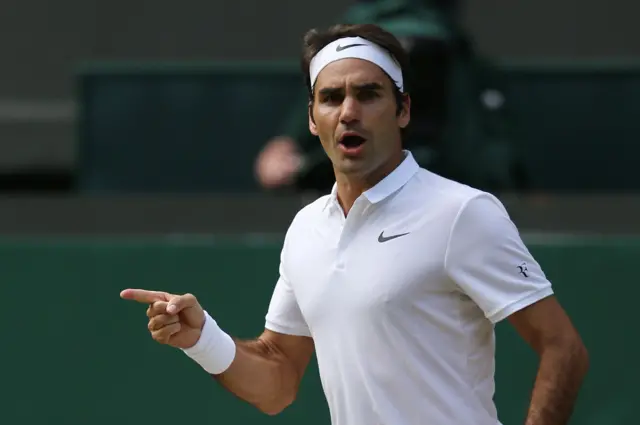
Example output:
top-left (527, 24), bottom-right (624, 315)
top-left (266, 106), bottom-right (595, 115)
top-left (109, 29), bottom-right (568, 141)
top-left (254, 0), bottom-right (456, 192)
top-left (254, 0), bottom-right (528, 195)
top-left (121, 24), bottom-right (588, 425)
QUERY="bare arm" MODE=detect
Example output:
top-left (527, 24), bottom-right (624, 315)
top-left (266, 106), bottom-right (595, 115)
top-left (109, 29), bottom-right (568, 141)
top-left (213, 330), bottom-right (315, 415)
top-left (508, 296), bottom-right (589, 425)
top-left (119, 288), bottom-right (314, 416)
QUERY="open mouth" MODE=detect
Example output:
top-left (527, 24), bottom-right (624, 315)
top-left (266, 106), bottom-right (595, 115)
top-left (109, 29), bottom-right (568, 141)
top-left (339, 134), bottom-right (367, 149)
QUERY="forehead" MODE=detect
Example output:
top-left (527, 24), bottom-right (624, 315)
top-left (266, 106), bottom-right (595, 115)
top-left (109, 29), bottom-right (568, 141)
top-left (314, 58), bottom-right (392, 90)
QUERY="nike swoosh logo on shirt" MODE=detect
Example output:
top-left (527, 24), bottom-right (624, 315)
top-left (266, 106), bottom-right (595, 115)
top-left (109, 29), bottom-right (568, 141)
top-left (378, 231), bottom-right (410, 243)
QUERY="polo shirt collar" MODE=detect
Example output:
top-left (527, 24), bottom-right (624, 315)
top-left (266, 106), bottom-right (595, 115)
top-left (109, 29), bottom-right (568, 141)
top-left (323, 150), bottom-right (419, 211)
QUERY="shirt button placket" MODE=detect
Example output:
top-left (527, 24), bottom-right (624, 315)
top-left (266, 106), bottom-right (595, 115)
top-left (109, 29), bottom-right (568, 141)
top-left (335, 199), bottom-right (368, 271)
top-left (335, 223), bottom-right (347, 271)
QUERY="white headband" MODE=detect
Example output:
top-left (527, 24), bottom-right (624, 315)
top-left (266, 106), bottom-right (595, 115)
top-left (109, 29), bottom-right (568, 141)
top-left (309, 36), bottom-right (404, 92)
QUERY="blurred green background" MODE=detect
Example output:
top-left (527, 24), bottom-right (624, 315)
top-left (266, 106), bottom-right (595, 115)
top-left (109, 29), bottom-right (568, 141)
top-left (1, 235), bottom-right (637, 425)
top-left (1, 1), bottom-right (639, 424)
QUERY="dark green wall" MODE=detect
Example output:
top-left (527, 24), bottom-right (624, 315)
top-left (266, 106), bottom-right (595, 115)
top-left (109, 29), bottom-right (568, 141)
top-left (1, 236), bottom-right (636, 424)
top-left (76, 61), bottom-right (640, 194)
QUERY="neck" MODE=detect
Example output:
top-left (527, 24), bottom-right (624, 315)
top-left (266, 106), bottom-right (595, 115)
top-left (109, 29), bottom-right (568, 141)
top-left (335, 150), bottom-right (404, 215)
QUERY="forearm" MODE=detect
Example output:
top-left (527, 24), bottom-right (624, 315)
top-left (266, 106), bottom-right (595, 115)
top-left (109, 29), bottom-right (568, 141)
top-left (213, 338), bottom-right (300, 415)
top-left (525, 341), bottom-right (589, 425)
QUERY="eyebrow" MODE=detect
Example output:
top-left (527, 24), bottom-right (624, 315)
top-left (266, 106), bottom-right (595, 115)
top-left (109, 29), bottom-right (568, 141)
top-left (354, 82), bottom-right (383, 91)
top-left (317, 82), bottom-right (384, 97)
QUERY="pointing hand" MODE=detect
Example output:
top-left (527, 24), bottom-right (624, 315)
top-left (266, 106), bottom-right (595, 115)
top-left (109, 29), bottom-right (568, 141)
top-left (120, 289), bottom-right (205, 349)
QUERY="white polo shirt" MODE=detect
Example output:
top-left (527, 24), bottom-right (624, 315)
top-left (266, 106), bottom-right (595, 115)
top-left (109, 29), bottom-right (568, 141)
top-left (265, 151), bottom-right (553, 425)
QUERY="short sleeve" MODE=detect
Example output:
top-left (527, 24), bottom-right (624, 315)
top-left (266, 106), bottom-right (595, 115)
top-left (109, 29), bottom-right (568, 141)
top-left (444, 194), bottom-right (554, 323)
top-left (264, 235), bottom-right (311, 337)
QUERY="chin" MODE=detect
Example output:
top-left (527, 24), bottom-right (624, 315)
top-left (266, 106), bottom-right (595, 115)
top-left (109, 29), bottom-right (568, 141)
top-left (335, 158), bottom-right (371, 176)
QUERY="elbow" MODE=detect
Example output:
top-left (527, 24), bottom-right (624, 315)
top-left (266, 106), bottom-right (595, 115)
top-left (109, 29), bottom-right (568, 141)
top-left (566, 331), bottom-right (590, 375)
top-left (544, 332), bottom-right (590, 376)
top-left (259, 404), bottom-right (289, 416)
top-left (242, 346), bottom-right (302, 416)
top-left (575, 339), bottom-right (590, 375)
top-left (255, 372), bottom-right (298, 416)
top-left (256, 391), bottom-right (296, 416)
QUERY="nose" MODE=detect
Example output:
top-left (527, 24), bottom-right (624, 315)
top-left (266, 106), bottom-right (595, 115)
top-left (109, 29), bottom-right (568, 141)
top-left (339, 95), bottom-right (361, 125)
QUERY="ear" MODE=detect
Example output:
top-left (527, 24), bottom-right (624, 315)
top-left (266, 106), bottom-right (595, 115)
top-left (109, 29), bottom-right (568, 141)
top-left (397, 93), bottom-right (411, 129)
top-left (308, 102), bottom-right (318, 136)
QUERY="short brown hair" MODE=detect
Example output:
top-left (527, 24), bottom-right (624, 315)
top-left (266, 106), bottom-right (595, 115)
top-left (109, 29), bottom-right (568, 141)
top-left (300, 23), bottom-right (411, 102)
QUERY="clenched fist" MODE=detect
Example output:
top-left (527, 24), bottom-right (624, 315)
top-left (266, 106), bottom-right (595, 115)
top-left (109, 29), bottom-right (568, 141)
top-left (120, 289), bottom-right (205, 349)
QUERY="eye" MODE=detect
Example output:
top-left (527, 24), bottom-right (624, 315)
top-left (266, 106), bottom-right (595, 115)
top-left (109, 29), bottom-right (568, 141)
top-left (322, 92), bottom-right (343, 104)
top-left (358, 90), bottom-right (379, 102)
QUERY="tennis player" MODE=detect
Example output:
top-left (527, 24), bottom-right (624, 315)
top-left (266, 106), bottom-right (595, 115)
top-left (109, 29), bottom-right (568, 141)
top-left (121, 24), bottom-right (588, 425)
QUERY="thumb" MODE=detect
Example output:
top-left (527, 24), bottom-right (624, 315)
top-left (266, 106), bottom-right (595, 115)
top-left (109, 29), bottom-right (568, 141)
top-left (166, 293), bottom-right (198, 315)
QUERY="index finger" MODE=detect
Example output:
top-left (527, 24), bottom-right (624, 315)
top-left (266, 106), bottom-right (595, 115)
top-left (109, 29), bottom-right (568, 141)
top-left (120, 289), bottom-right (170, 304)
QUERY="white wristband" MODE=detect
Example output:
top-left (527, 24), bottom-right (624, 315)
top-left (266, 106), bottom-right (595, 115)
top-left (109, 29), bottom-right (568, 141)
top-left (181, 311), bottom-right (236, 375)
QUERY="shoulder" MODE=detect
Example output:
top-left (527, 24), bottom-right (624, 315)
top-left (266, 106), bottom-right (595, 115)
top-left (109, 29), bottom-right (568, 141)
top-left (278, 194), bottom-right (331, 269)
top-left (420, 171), bottom-right (518, 249)
top-left (407, 168), bottom-right (508, 222)
top-left (282, 194), bottom-right (331, 241)
top-left (291, 194), bottom-right (330, 227)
